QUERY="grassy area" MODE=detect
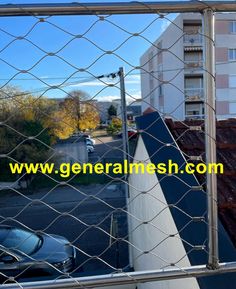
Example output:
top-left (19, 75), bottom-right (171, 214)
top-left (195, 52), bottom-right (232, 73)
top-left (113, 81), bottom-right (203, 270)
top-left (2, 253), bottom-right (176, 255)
top-left (91, 129), bottom-right (108, 138)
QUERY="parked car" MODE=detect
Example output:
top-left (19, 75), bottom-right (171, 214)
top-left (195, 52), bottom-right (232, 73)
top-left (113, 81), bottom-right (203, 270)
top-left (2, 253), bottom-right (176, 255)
top-left (0, 225), bottom-right (76, 280)
top-left (128, 128), bottom-right (138, 138)
top-left (87, 144), bottom-right (94, 153)
top-left (86, 137), bottom-right (96, 145)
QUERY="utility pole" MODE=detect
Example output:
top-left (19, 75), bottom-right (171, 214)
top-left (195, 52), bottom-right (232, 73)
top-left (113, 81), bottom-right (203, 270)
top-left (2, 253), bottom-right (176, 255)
top-left (118, 67), bottom-right (133, 268)
top-left (118, 67), bottom-right (130, 165)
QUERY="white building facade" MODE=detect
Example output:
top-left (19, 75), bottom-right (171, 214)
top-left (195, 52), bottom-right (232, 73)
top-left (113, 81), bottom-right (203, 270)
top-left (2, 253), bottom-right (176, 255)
top-left (140, 13), bottom-right (236, 120)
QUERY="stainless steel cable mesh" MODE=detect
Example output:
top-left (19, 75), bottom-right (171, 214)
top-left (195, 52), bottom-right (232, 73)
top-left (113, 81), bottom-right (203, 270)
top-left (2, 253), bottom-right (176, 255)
top-left (0, 2), bottom-right (235, 288)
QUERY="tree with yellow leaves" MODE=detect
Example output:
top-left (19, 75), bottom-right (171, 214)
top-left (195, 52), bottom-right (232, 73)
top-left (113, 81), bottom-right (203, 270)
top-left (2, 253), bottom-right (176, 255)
top-left (61, 90), bottom-right (100, 132)
top-left (107, 117), bottom-right (122, 135)
top-left (49, 107), bottom-right (77, 140)
top-left (78, 102), bottom-right (100, 131)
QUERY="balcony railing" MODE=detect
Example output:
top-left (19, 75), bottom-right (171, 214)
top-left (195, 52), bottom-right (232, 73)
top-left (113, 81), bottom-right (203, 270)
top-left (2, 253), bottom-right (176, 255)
top-left (185, 88), bottom-right (204, 101)
top-left (184, 34), bottom-right (202, 44)
top-left (184, 60), bottom-right (203, 69)
top-left (185, 114), bottom-right (205, 120)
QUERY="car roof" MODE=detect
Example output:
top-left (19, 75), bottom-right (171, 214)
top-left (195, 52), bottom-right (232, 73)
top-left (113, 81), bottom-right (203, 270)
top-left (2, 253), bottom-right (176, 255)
top-left (0, 226), bottom-right (14, 243)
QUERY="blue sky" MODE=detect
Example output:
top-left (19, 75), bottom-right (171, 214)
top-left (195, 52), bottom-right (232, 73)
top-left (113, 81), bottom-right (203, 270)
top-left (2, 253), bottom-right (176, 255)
top-left (0, 0), bottom-right (178, 102)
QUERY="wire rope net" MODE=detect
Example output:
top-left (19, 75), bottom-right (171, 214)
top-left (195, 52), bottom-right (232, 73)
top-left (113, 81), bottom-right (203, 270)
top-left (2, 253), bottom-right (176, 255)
top-left (0, 1), bottom-right (235, 288)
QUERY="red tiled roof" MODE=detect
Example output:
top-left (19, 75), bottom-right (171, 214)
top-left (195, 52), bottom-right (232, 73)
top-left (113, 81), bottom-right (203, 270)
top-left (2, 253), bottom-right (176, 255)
top-left (143, 107), bottom-right (156, 115)
top-left (165, 118), bottom-right (236, 246)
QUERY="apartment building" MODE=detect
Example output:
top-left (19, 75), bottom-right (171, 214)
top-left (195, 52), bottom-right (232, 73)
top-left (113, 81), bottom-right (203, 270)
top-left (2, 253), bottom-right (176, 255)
top-left (140, 13), bottom-right (236, 120)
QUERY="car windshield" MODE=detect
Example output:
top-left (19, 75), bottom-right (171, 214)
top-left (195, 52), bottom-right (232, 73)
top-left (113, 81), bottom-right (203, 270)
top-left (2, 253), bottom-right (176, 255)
top-left (0, 228), bottom-right (41, 255)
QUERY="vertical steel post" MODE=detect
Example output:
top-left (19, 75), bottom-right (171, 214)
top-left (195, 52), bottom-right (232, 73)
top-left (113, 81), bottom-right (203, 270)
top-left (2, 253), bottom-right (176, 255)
top-left (119, 67), bottom-right (130, 164)
top-left (118, 67), bottom-right (132, 268)
top-left (203, 9), bottom-right (219, 269)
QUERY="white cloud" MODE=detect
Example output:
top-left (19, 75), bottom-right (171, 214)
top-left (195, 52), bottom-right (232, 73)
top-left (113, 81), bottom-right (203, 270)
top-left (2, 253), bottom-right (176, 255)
top-left (126, 74), bottom-right (140, 80)
top-left (96, 95), bottom-right (119, 102)
top-left (96, 90), bottom-right (141, 102)
top-left (69, 81), bottom-right (107, 88)
top-left (161, 19), bottom-right (171, 33)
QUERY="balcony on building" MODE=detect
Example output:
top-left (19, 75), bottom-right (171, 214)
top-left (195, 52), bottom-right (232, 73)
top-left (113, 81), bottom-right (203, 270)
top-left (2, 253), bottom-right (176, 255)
top-left (185, 102), bottom-right (204, 120)
top-left (184, 49), bottom-right (203, 72)
top-left (185, 113), bottom-right (205, 120)
top-left (183, 23), bottom-right (202, 46)
top-left (185, 87), bottom-right (204, 102)
top-left (184, 76), bottom-right (204, 102)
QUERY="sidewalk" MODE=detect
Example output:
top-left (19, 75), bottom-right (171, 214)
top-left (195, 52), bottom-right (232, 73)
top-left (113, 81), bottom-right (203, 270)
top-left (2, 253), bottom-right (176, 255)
top-left (0, 182), bottom-right (125, 208)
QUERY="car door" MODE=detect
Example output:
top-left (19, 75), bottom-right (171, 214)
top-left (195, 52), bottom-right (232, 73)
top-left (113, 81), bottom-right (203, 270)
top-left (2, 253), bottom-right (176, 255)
top-left (0, 250), bottom-right (19, 281)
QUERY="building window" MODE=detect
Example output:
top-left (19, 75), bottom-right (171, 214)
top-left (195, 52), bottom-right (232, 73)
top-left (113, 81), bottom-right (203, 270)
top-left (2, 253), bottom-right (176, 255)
top-left (185, 76), bottom-right (203, 90)
top-left (185, 103), bottom-right (204, 118)
top-left (228, 49), bottom-right (236, 61)
top-left (229, 103), bottom-right (236, 114)
top-left (157, 41), bottom-right (162, 64)
top-left (185, 76), bottom-right (204, 99)
top-left (157, 64), bottom-right (163, 73)
top-left (149, 77), bottom-right (154, 90)
top-left (148, 51), bottom-right (154, 71)
top-left (229, 75), bottom-right (236, 88)
top-left (230, 21), bottom-right (236, 33)
top-left (159, 84), bottom-right (163, 96)
top-left (184, 51), bottom-right (203, 62)
top-left (159, 93), bottom-right (164, 108)
top-left (150, 93), bottom-right (155, 107)
top-left (183, 24), bottom-right (202, 44)
top-left (184, 51), bottom-right (203, 68)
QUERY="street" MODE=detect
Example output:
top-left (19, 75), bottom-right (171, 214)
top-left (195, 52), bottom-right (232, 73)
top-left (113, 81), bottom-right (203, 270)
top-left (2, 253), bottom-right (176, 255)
top-left (0, 182), bottom-right (129, 279)
top-left (89, 136), bottom-right (124, 163)
top-left (0, 137), bottom-right (129, 281)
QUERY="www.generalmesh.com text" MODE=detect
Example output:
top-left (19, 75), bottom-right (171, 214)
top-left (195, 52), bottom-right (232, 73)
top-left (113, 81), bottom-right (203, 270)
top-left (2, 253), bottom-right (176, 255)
top-left (8, 160), bottom-right (224, 178)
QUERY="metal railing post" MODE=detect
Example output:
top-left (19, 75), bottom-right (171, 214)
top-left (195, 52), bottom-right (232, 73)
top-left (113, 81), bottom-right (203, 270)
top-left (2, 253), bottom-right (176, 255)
top-left (203, 8), bottom-right (219, 269)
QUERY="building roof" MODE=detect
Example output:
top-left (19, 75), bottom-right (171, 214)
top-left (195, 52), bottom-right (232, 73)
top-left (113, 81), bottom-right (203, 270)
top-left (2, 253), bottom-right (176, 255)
top-left (135, 111), bottom-right (236, 289)
top-left (127, 105), bottom-right (142, 116)
top-left (165, 117), bottom-right (236, 247)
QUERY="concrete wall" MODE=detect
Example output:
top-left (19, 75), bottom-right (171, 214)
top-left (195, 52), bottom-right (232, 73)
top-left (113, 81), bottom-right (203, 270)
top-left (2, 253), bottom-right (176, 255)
top-left (162, 14), bottom-right (184, 119)
top-left (54, 140), bottom-right (88, 166)
top-left (128, 136), bottom-right (200, 289)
